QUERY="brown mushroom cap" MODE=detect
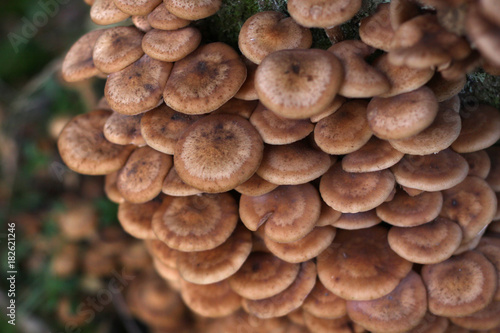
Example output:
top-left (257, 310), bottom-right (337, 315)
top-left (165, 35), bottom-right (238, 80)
top-left (440, 176), bottom-right (497, 242)
top-left (152, 256), bottom-right (181, 282)
top-left (132, 15), bottom-right (152, 32)
top-left (317, 226), bottom-right (413, 301)
top-left (391, 148), bottom-right (469, 191)
top-left (105, 54), bottom-right (172, 115)
top-left (315, 201), bottom-right (342, 227)
top-left (466, 3), bottom-right (500, 67)
top-left (450, 300), bottom-right (500, 330)
top-left (211, 98), bottom-right (258, 119)
top-left (117, 198), bottom-right (162, 239)
top-left (314, 100), bottom-right (373, 155)
top-left (347, 271), bottom-right (427, 333)
top-left (147, 3), bottom-right (190, 30)
top-left (302, 314), bottom-right (360, 333)
top-left (389, 0), bottom-right (421, 30)
top-left (142, 27), bottom-right (201, 62)
top-left (242, 260), bottom-right (317, 319)
top-left (331, 209), bottom-right (382, 230)
top-left (463, 150), bottom-right (491, 179)
top-left (234, 58), bottom-right (259, 101)
top-left (113, 0), bottom-right (161, 16)
top-left (422, 250), bottom-right (497, 317)
top-left (255, 48), bottom-right (344, 119)
top-left (320, 163), bottom-right (396, 213)
top-left (486, 146), bottom-right (500, 191)
top-left (309, 95), bottom-right (346, 123)
top-left (287, 0), bottom-right (362, 28)
top-left (90, 0), bottom-right (129, 26)
top-left (476, 237), bottom-right (500, 301)
top-left (174, 114), bottom-right (264, 193)
top-left (145, 239), bottom-right (178, 268)
top-left (376, 190), bottom-right (443, 227)
top-left (303, 279), bottom-right (347, 319)
top-left (163, 0), bottom-right (222, 20)
top-left (359, 3), bottom-right (395, 52)
top-left (103, 112), bottom-right (146, 146)
top-left (58, 109), bottom-right (134, 175)
top-left (205, 310), bottom-right (288, 333)
top-left (388, 217), bottom-right (463, 264)
top-left (426, 72), bottom-right (466, 102)
top-left (239, 184), bottom-right (321, 243)
top-left (161, 165), bottom-right (202, 197)
top-left (342, 137), bottom-right (404, 173)
top-left (287, 308), bottom-right (306, 327)
top-left (407, 312), bottom-right (449, 333)
top-left (234, 173), bottom-right (278, 197)
top-left (451, 104), bottom-right (500, 153)
top-left (104, 170), bottom-right (125, 203)
top-left (367, 86), bottom-right (439, 140)
top-left (116, 146), bottom-right (171, 203)
top-left (151, 193), bottom-right (238, 252)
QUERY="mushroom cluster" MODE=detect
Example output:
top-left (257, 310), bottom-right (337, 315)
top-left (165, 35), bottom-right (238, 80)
top-left (58, 0), bottom-right (500, 332)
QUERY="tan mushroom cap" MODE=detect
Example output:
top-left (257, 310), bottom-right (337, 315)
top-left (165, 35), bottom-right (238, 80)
top-left (391, 148), bottom-right (469, 191)
top-left (131, 15), bottom-right (151, 32)
top-left (331, 209), bottom-right (382, 230)
top-left (347, 271), bottom-right (427, 333)
top-left (376, 190), bottom-right (443, 227)
top-left (58, 109), bottom-right (134, 175)
top-left (476, 237), bottom-right (500, 301)
top-left (287, 0), bottom-right (362, 28)
top-left (116, 146), bottom-right (171, 203)
top-left (486, 146), bottom-right (500, 191)
top-left (450, 300), bottom-right (500, 330)
top-left (147, 3), bottom-right (190, 30)
top-left (302, 314), bottom-right (361, 333)
top-left (255, 49), bottom-right (344, 119)
top-left (389, 0), bottom-right (421, 30)
top-left (239, 184), bottom-right (321, 243)
top-left (180, 279), bottom-right (241, 318)
top-left (317, 226), bottom-right (413, 301)
top-left (103, 112), bottom-right (146, 146)
top-left (117, 198), bottom-right (162, 239)
top-left (174, 114), bottom-right (263, 193)
top-left (287, 308), bottom-right (306, 326)
top-left (145, 239), bottom-right (178, 268)
top-left (407, 312), bottom-right (449, 333)
top-left (453, 227), bottom-right (487, 256)
top-left (249, 103), bottom-right (314, 145)
top-left (90, 0), bottom-right (129, 26)
top-left (426, 72), bottom-right (466, 102)
top-left (152, 193), bottom-right (238, 252)
top-left (422, 250), bottom-right (497, 317)
top-left (164, 42), bottom-right (246, 114)
top-left (234, 173), bottom-right (278, 197)
top-left (61, 29), bottom-right (105, 82)
top-left (142, 27), bottom-right (201, 62)
top-left (152, 256), bottom-right (181, 282)
top-left (303, 279), bottom-right (347, 319)
top-left (315, 201), bottom-right (342, 227)
top-left (264, 226), bottom-right (336, 264)
top-left (238, 11), bottom-right (312, 65)
top-left (387, 217), bottom-right (463, 264)
top-left (319, 163), bottom-right (396, 213)
top-left (104, 170), bottom-right (125, 203)
top-left (373, 53), bottom-right (435, 97)
top-left (402, 185), bottom-right (424, 197)
top-left (211, 98), bottom-right (258, 119)
top-left (92, 26), bottom-right (144, 74)
top-left (242, 260), bottom-right (317, 319)
top-left (440, 176), bottom-right (497, 242)
top-left (309, 95), bottom-right (345, 123)
top-left (256, 141), bottom-right (332, 185)
top-left (463, 150), bottom-right (491, 179)
top-left (314, 100), bottom-right (372, 155)
top-left (342, 137), bottom-right (404, 173)
top-left (113, 0), bottom-right (161, 15)
top-left (229, 252), bottom-right (300, 300)
top-left (164, 0), bottom-right (222, 20)
top-left (105, 54), bottom-right (172, 115)
top-left (161, 165), bottom-right (202, 197)
top-left (234, 58), bottom-right (258, 101)
top-left (328, 40), bottom-right (390, 98)
top-left (452, 104), bottom-right (500, 153)
top-left (176, 224), bottom-right (252, 285)
top-left (359, 3), bottom-right (395, 52)
top-left (367, 86), bottom-right (438, 140)
top-left (388, 98), bottom-right (462, 155)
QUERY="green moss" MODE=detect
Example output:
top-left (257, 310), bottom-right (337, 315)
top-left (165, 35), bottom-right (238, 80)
top-left (462, 70), bottom-right (500, 109)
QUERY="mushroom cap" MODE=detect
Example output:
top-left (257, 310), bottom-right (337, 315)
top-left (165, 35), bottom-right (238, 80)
top-left (319, 163), bottom-right (396, 213)
top-left (367, 86), bottom-right (439, 140)
top-left (486, 146), bottom-right (500, 191)
top-left (58, 109), bottom-right (134, 175)
top-left (132, 15), bottom-right (152, 32)
top-left (103, 112), bottom-right (146, 146)
top-left (315, 201), bottom-right (342, 227)
top-left (314, 100), bottom-right (373, 155)
top-left (204, 310), bottom-right (288, 333)
top-left (466, 3), bottom-right (500, 67)
top-left (104, 170), bottom-right (125, 204)
top-left (161, 165), bottom-right (202, 197)
top-left (426, 72), bottom-right (466, 102)
top-left (287, 0), bottom-right (362, 28)
top-left (302, 314), bottom-right (359, 333)
top-left (346, 271), bottom-right (427, 333)
top-left (152, 256), bottom-right (181, 282)
top-left (450, 300), bottom-right (500, 330)
top-left (391, 148), bottom-right (469, 191)
top-left (174, 114), bottom-right (264, 193)
top-left (422, 250), bottom-right (497, 317)
top-left (317, 226), bottom-right (413, 301)
top-left (234, 58), bottom-right (259, 101)
top-left (151, 193), bottom-right (238, 252)
top-left (476, 237), bottom-right (500, 301)
top-left (163, 42), bottom-right (246, 114)
top-left (463, 150), bottom-right (491, 179)
top-left (287, 308), bottom-right (306, 326)
top-left (389, 0), bottom-right (421, 30)
top-left (145, 239), bottom-right (178, 268)
top-left (142, 27), bottom-right (201, 62)
top-left (388, 217), bottom-right (463, 264)
top-left (234, 173), bottom-right (279, 197)
top-left (342, 137), bottom-right (404, 173)
top-left (211, 98), bottom-right (258, 119)
top-left (309, 95), bottom-right (346, 123)
top-left (116, 146), bottom-right (172, 203)
top-left (147, 3), bottom-right (190, 30)
top-left (303, 279), bottom-right (347, 319)
top-left (331, 210), bottom-right (382, 230)
top-left (239, 184), bottom-right (321, 243)
top-left (255, 48), bottom-right (344, 119)
top-left (90, 0), bottom-right (129, 26)
top-left (242, 260), bottom-right (317, 319)
top-left (117, 198), bottom-right (162, 239)
top-left (113, 0), bottom-right (161, 16)
top-left (406, 312), bottom-right (449, 333)
top-left (359, 3), bottom-right (395, 52)
top-left (176, 224), bottom-right (252, 285)
top-left (452, 104), bottom-right (500, 153)
top-left (105, 54), bottom-right (172, 115)
top-left (163, 0), bottom-right (222, 20)
top-left (238, 11), bottom-right (312, 65)
top-left (376, 190), bottom-right (443, 227)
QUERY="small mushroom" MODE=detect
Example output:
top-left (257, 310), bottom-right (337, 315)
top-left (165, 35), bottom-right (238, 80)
top-left (287, 0), bottom-right (362, 28)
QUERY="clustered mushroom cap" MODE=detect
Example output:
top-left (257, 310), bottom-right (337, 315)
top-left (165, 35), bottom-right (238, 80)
top-left (287, 0), bottom-right (362, 28)
top-left (117, 198), bottom-right (161, 239)
top-left (103, 112), bottom-right (146, 146)
top-left (147, 3), bottom-right (190, 30)
top-left (62, 29), bottom-right (105, 82)
top-left (142, 27), bottom-right (201, 62)
top-left (342, 137), bottom-right (404, 172)
top-left (90, 0), bottom-right (130, 26)
top-left (463, 150), bottom-right (492, 179)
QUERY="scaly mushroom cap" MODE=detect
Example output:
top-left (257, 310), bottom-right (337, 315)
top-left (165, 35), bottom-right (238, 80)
top-left (58, 109), bottom-right (134, 175)
top-left (164, 0), bottom-right (222, 20)
top-left (287, 0), bottom-right (362, 28)
top-left (422, 250), bottom-right (497, 317)
top-left (347, 271), bottom-right (427, 333)
top-left (142, 27), bottom-right (202, 62)
top-left (117, 198), bottom-right (162, 239)
top-left (151, 193), bottom-right (238, 251)
top-left (303, 279), bottom-right (347, 319)
top-left (463, 150), bottom-right (491, 179)
top-left (174, 114), bottom-right (264, 193)
top-left (113, 0), bottom-right (161, 16)
top-left (317, 226), bottom-right (413, 301)
top-left (238, 11), bottom-right (312, 65)
top-left (161, 165), bottom-right (202, 197)
top-left (90, 0), bottom-right (129, 26)
top-left (234, 173), bottom-right (278, 197)
top-left (331, 210), bottom-right (382, 230)
top-left (342, 137), bottom-right (404, 173)
top-left (103, 112), bottom-right (146, 146)
top-left (147, 3), bottom-right (190, 30)
top-left (388, 217), bottom-right (463, 264)
top-left (255, 48), bottom-right (344, 119)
